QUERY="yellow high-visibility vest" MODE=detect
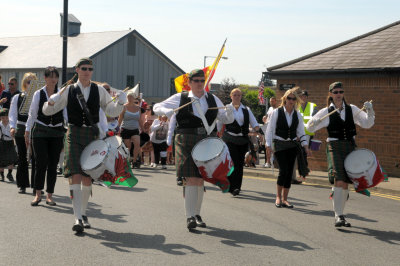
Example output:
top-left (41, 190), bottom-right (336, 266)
top-left (299, 102), bottom-right (317, 136)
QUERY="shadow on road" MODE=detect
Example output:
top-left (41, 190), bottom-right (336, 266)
top-left (199, 226), bottom-right (313, 251)
top-left (338, 226), bottom-right (400, 244)
top-left (292, 207), bottom-right (378, 223)
top-left (85, 228), bottom-right (204, 255)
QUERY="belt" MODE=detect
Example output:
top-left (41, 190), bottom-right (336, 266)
top-left (176, 127), bottom-right (215, 135)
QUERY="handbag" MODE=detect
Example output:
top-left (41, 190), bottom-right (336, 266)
top-left (155, 123), bottom-right (168, 141)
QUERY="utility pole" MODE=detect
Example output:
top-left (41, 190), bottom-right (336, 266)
top-left (62, 0), bottom-right (68, 84)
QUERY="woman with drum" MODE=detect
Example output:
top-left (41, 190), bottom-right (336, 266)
top-left (42, 58), bottom-right (127, 233)
top-left (266, 88), bottom-right (310, 209)
top-left (217, 88), bottom-right (259, 196)
top-left (9, 72), bottom-right (38, 194)
top-left (154, 69), bottom-right (234, 230)
top-left (25, 67), bottom-right (65, 206)
top-left (306, 82), bottom-right (374, 227)
top-left (118, 92), bottom-right (144, 168)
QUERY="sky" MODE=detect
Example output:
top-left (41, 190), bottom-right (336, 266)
top-left (1, 0), bottom-right (399, 85)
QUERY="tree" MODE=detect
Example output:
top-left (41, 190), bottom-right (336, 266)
top-left (215, 78), bottom-right (237, 105)
top-left (241, 87), bottom-right (275, 122)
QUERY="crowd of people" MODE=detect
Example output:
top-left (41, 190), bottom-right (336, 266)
top-left (0, 62), bottom-right (375, 233)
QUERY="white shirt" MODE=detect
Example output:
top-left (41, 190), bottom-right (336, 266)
top-left (217, 103), bottom-right (259, 135)
top-left (42, 80), bottom-right (123, 119)
top-left (150, 118), bottom-right (169, 144)
top-left (0, 121), bottom-right (12, 141)
top-left (25, 87), bottom-right (68, 132)
top-left (306, 102), bottom-right (375, 142)
top-left (9, 94), bottom-right (23, 129)
top-left (266, 107), bottom-right (307, 148)
top-left (166, 114), bottom-right (176, 146)
top-left (153, 91), bottom-right (234, 125)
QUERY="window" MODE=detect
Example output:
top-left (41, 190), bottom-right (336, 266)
top-left (127, 35), bottom-right (136, 56)
top-left (127, 75), bottom-right (135, 87)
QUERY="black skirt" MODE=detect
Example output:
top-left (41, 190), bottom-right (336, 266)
top-left (0, 140), bottom-right (18, 167)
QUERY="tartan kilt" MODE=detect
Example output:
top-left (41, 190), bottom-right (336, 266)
top-left (64, 125), bottom-right (97, 178)
top-left (175, 133), bottom-right (212, 178)
top-left (326, 140), bottom-right (355, 184)
top-left (0, 140), bottom-right (18, 167)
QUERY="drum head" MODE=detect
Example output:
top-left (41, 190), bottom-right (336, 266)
top-left (344, 149), bottom-right (376, 174)
top-left (104, 135), bottom-right (123, 147)
top-left (80, 140), bottom-right (109, 170)
top-left (192, 137), bottom-right (224, 162)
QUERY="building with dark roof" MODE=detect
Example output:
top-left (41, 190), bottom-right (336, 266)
top-left (0, 15), bottom-right (184, 101)
top-left (265, 21), bottom-right (400, 176)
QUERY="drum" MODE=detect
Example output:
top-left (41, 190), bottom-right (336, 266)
top-left (344, 148), bottom-right (385, 191)
top-left (80, 140), bottom-right (116, 180)
top-left (310, 139), bottom-right (322, 151)
top-left (191, 137), bottom-right (233, 192)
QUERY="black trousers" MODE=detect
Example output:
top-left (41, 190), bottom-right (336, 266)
top-left (32, 137), bottom-right (64, 193)
top-left (226, 141), bottom-right (249, 192)
top-left (275, 147), bottom-right (297, 189)
top-left (152, 142), bottom-right (168, 165)
top-left (15, 136), bottom-right (35, 189)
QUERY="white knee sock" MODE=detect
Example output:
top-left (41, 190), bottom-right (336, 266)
top-left (184, 186), bottom-right (198, 218)
top-left (58, 150), bottom-right (64, 170)
top-left (332, 187), bottom-right (343, 219)
top-left (70, 184), bottom-right (82, 220)
top-left (81, 185), bottom-right (92, 216)
top-left (195, 186), bottom-right (204, 216)
top-left (341, 189), bottom-right (349, 215)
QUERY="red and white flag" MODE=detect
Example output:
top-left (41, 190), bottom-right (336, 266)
top-left (258, 82), bottom-right (265, 105)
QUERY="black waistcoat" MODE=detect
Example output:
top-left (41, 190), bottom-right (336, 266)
top-left (17, 94), bottom-right (28, 122)
top-left (37, 89), bottom-right (64, 126)
top-left (176, 91), bottom-right (218, 130)
top-left (67, 83), bottom-right (100, 126)
top-left (225, 106), bottom-right (249, 136)
top-left (275, 107), bottom-right (298, 139)
top-left (327, 104), bottom-right (357, 140)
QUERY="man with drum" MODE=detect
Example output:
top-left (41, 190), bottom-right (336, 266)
top-left (153, 69), bottom-right (234, 230)
top-left (43, 58), bottom-right (127, 233)
top-left (306, 82), bottom-right (374, 227)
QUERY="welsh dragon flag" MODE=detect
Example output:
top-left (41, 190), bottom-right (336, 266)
top-left (100, 154), bottom-right (138, 187)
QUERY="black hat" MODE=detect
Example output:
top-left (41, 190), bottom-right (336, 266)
top-left (75, 57), bottom-right (93, 68)
top-left (300, 90), bottom-right (308, 96)
top-left (0, 108), bottom-right (9, 116)
top-left (188, 69), bottom-right (205, 79)
top-left (329, 82), bottom-right (343, 92)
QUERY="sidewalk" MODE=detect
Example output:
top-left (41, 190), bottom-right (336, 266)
top-left (243, 159), bottom-right (400, 197)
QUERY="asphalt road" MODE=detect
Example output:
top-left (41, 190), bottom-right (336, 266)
top-left (1, 167), bottom-right (399, 266)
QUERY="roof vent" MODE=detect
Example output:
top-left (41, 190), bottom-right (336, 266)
top-left (60, 13), bottom-right (81, 37)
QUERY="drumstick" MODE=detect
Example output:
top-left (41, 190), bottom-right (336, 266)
top-left (173, 99), bottom-right (195, 112)
top-left (355, 100), bottom-right (373, 117)
top-left (320, 108), bottom-right (339, 121)
top-left (106, 86), bottom-right (132, 105)
top-left (208, 105), bottom-right (240, 110)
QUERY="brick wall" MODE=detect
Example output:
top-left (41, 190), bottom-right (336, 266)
top-left (275, 76), bottom-right (400, 177)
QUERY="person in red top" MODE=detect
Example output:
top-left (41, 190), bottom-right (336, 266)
top-left (0, 75), bottom-right (5, 96)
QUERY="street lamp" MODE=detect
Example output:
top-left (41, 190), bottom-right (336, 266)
top-left (204, 56), bottom-right (228, 67)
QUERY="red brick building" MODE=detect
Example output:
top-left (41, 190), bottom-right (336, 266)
top-left (266, 21), bottom-right (400, 177)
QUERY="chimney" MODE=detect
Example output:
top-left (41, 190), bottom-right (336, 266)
top-left (60, 13), bottom-right (81, 37)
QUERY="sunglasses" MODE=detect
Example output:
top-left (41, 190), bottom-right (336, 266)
top-left (8, 83), bottom-right (15, 86)
top-left (331, 90), bottom-right (344, 94)
top-left (134, 102), bottom-right (139, 104)
top-left (287, 96), bottom-right (296, 101)
top-left (191, 79), bottom-right (205, 83)
top-left (80, 67), bottom-right (94, 71)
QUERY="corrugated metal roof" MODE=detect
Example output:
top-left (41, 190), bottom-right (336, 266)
top-left (0, 30), bottom-right (131, 69)
top-left (268, 20), bottom-right (400, 73)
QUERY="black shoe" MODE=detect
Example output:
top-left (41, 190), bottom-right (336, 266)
top-left (6, 172), bottom-right (14, 182)
top-left (57, 168), bottom-right (63, 175)
top-left (176, 177), bottom-right (183, 186)
top-left (232, 189), bottom-right (240, 196)
top-left (195, 215), bottom-right (206, 228)
top-left (0, 174), bottom-right (4, 182)
top-left (18, 188), bottom-right (26, 194)
top-left (282, 203), bottom-right (294, 208)
top-left (72, 219), bottom-right (84, 233)
top-left (31, 198), bottom-right (42, 206)
top-left (275, 203), bottom-right (282, 208)
top-left (187, 217), bottom-right (197, 229)
top-left (46, 200), bottom-right (56, 206)
top-left (291, 179), bottom-right (302, 185)
top-left (82, 215), bottom-right (91, 228)
top-left (335, 216), bottom-right (345, 227)
top-left (339, 215), bottom-right (351, 227)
